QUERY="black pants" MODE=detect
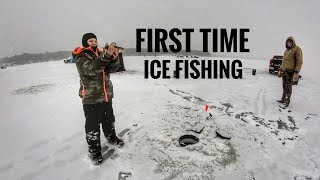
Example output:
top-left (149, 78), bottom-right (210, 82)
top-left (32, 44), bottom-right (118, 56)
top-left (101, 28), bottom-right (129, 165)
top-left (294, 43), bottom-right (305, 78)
top-left (83, 101), bottom-right (116, 153)
top-left (281, 71), bottom-right (294, 103)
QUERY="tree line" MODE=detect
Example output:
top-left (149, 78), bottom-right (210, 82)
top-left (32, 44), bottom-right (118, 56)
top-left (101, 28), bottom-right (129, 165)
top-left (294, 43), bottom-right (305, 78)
top-left (0, 49), bottom-right (211, 66)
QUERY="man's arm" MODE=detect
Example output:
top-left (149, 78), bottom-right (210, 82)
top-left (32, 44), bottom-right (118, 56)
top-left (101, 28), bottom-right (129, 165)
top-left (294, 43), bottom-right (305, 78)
top-left (295, 47), bottom-right (303, 73)
top-left (75, 53), bottom-right (113, 76)
top-left (101, 44), bottom-right (121, 72)
top-left (106, 57), bottom-right (120, 73)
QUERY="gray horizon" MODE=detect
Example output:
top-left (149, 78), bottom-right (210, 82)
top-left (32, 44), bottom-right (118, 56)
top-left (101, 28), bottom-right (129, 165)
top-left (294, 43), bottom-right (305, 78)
top-left (1, 0), bottom-right (319, 62)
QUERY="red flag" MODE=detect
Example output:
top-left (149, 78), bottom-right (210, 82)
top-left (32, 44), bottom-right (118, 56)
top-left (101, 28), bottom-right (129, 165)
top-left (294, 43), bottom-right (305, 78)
top-left (205, 104), bottom-right (209, 112)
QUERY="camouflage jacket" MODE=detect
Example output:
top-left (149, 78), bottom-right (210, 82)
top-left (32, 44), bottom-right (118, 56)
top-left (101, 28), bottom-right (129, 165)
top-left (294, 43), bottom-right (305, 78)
top-left (72, 46), bottom-right (120, 104)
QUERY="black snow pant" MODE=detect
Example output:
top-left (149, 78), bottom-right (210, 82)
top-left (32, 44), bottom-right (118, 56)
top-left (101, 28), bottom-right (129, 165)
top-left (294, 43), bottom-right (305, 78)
top-left (281, 71), bottom-right (294, 104)
top-left (83, 101), bottom-right (116, 154)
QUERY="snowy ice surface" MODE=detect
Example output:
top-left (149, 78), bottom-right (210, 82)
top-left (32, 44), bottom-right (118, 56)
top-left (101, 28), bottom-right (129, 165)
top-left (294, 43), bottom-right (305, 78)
top-left (0, 56), bottom-right (319, 180)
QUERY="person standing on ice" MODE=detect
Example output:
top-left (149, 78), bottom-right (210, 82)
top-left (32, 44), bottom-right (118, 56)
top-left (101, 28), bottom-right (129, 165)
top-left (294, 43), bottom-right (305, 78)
top-left (72, 33), bottom-right (124, 165)
top-left (277, 36), bottom-right (303, 107)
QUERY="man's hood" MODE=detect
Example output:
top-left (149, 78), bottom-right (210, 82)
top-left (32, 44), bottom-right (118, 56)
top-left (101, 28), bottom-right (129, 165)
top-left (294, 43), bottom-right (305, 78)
top-left (286, 36), bottom-right (296, 49)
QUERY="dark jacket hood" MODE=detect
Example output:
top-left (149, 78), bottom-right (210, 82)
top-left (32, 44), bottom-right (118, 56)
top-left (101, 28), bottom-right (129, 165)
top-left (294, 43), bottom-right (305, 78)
top-left (286, 36), bottom-right (296, 49)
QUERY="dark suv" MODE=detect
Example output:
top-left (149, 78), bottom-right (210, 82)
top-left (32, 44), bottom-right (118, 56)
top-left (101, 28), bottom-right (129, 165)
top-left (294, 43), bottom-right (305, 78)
top-left (269, 55), bottom-right (283, 74)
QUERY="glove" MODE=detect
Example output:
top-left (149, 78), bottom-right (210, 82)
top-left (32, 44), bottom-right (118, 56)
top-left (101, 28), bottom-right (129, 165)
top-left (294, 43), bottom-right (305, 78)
top-left (293, 73), bottom-right (299, 82)
top-left (277, 69), bottom-right (283, 78)
top-left (104, 42), bottom-right (119, 60)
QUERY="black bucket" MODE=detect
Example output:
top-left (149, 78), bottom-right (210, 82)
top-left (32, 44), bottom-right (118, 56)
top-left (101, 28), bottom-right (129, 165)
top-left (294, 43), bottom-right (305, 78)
top-left (173, 70), bottom-right (177, 78)
top-left (252, 69), bottom-right (256, 75)
top-left (179, 135), bottom-right (199, 147)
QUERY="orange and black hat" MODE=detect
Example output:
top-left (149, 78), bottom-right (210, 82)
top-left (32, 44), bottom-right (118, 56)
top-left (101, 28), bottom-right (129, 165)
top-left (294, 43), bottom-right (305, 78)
top-left (82, 33), bottom-right (97, 47)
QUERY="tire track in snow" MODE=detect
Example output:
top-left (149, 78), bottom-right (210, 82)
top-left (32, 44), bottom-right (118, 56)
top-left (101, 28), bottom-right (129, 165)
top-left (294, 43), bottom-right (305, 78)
top-left (254, 89), bottom-right (267, 116)
top-left (254, 89), bottom-right (262, 114)
top-left (262, 90), bottom-right (267, 115)
top-left (26, 137), bottom-right (55, 151)
top-left (168, 89), bottom-right (210, 105)
top-left (0, 163), bottom-right (13, 174)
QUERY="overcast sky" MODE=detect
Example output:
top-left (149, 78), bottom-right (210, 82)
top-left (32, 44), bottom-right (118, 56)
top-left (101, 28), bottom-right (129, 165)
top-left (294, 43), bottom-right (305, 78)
top-left (0, 0), bottom-right (319, 62)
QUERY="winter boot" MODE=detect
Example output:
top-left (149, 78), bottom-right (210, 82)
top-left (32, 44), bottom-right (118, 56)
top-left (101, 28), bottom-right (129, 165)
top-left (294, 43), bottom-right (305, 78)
top-left (277, 94), bottom-right (286, 103)
top-left (90, 151), bottom-right (103, 165)
top-left (276, 99), bottom-right (284, 103)
top-left (283, 99), bottom-right (290, 108)
top-left (107, 135), bottom-right (124, 148)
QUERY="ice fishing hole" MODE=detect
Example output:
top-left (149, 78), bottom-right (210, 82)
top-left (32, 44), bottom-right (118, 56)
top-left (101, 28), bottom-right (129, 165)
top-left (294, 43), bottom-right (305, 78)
top-left (179, 135), bottom-right (199, 147)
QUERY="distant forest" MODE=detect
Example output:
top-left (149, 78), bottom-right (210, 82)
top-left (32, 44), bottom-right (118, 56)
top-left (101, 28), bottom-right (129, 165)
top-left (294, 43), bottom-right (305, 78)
top-left (0, 48), bottom-right (211, 66)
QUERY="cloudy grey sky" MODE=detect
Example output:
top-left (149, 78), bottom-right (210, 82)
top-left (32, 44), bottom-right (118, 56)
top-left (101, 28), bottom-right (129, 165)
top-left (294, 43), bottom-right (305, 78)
top-left (0, 0), bottom-right (319, 62)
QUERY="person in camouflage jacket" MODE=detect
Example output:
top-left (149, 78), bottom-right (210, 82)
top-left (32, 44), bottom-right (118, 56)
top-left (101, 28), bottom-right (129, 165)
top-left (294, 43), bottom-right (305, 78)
top-left (277, 36), bottom-right (303, 107)
top-left (72, 33), bottom-right (124, 165)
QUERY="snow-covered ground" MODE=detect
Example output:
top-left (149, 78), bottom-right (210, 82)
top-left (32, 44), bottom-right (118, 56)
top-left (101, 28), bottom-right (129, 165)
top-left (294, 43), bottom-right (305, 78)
top-left (0, 56), bottom-right (319, 180)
